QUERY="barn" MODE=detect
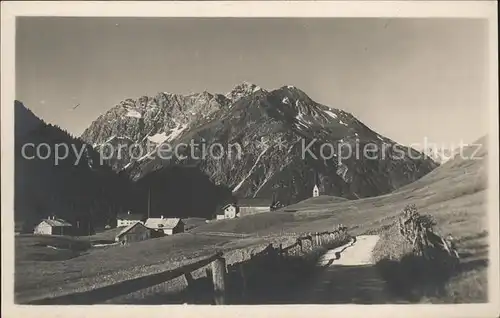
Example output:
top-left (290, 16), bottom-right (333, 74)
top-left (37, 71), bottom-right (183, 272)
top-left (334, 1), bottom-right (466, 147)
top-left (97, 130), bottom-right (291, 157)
top-left (115, 222), bottom-right (151, 245)
top-left (237, 198), bottom-right (273, 216)
top-left (33, 217), bottom-right (73, 236)
top-left (145, 217), bottom-right (184, 235)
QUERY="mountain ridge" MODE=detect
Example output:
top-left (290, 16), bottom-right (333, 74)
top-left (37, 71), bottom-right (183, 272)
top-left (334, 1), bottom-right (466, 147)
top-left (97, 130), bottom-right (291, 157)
top-left (81, 83), bottom-right (438, 204)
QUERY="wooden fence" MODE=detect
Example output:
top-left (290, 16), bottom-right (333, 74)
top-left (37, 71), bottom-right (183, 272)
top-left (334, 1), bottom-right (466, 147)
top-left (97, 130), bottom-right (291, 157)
top-left (27, 226), bottom-right (349, 305)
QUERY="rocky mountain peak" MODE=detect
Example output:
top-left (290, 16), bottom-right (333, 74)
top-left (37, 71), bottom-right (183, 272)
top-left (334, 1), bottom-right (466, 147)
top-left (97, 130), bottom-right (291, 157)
top-left (225, 81), bottom-right (265, 102)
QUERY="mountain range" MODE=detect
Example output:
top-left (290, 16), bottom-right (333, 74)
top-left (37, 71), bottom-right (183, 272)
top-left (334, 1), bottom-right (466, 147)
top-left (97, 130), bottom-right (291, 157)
top-left (81, 82), bottom-right (438, 204)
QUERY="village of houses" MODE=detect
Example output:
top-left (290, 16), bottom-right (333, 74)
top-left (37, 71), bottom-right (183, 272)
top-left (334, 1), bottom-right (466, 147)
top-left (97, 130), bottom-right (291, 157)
top-left (28, 196), bottom-right (293, 245)
top-left (24, 183), bottom-right (323, 251)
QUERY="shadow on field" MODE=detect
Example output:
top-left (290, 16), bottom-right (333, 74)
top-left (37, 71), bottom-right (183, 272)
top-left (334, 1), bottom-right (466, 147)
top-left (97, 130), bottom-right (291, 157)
top-left (375, 253), bottom-right (488, 302)
top-left (128, 240), bottom-right (353, 305)
top-left (132, 254), bottom-right (321, 304)
top-left (297, 264), bottom-right (397, 304)
top-left (135, 251), bottom-right (394, 304)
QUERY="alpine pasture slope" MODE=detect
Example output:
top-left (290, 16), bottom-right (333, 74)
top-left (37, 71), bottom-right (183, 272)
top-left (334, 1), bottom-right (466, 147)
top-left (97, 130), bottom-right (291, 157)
top-left (193, 136), bottom-right (488, 302)
top-left (197, 136), bottom-right (487, 238)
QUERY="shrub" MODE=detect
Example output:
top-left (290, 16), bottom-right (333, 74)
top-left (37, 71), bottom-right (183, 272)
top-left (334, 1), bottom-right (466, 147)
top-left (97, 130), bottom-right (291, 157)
top-left (375, 204), bottom-right (461, 301)
top-left (397, 204), bottom-right (459, 265)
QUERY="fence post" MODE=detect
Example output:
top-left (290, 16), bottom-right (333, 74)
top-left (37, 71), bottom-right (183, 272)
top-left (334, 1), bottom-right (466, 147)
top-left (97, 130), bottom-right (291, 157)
top-left (184, 272), bottom-right (194, 285)
top-left (239, 262), bottom-right (247, 301)
top-left (211, 256), bottom-right (226, 305)
top-left (183, 272), bottom-right (195, 303)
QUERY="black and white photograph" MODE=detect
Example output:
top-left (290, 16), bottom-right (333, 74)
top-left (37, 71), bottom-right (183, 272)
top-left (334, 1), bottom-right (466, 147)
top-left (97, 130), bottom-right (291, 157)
top-left (1, 1), bottom-right (499, 317)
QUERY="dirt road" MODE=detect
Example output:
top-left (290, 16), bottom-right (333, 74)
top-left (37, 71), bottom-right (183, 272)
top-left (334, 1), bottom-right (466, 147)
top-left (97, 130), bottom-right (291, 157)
top-left (300, 235), bottom-right (405, 304)
top-left (318, 235), bottom-right (379, 266)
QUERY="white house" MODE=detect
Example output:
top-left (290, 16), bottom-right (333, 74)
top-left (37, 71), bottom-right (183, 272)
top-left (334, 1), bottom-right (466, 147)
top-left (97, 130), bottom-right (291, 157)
top-left (34, 217), bottom-right (73, 236)
top-left (313, 184), bottom-right (320, 197)
top-left (116, 211), bottom-right (144, 227)
top-left (145, 216), bottom-right (184, 235)
top-left (216, 203), bottom-right (238, 220)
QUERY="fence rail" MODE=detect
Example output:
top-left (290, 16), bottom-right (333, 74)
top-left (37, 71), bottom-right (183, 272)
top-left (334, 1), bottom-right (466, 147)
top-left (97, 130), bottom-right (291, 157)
top-left (26, 226), bottom-right (349, 305)
top-left (28, 252), bottom-right (223, 305)
top-left (199, 232), bottom-right (251, 238)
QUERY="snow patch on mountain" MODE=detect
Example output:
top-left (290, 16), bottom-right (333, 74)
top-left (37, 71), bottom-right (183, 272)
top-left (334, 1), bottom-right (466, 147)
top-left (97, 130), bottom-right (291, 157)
top-left (232, 147), bottom-right (270, 193)
top-left (152, 109), bottom-right (162, 121)
top-left (147, 132), bottom-right (168, 144)
top-left (166, 124), bottom-right (188, 141)
top-left (253, 171), bottom-right (276, 197)
top-left (126, 109), bottom-right (142, 119)
top-left (324, 109), bottom-right (338, 119)
top-left (296, 112), bottom-right (313, 128)
top-left (336, 164), bottom-right (349, 182)
top-left (295, 113), bottom-right (312, 130)
top-left (105, 136), bottom-right (117, 144)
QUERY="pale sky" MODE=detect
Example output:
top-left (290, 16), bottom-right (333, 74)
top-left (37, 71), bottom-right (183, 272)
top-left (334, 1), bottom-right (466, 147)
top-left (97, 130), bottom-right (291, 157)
top-left (16, 17), bottom-right (489, 146)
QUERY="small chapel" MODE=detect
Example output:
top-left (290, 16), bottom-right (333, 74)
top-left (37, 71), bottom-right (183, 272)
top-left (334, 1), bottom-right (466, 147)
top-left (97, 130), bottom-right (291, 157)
top-left (312, 184), bottom-right (320, 198)
top-left (312, 172), bottom-right (321, 198)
